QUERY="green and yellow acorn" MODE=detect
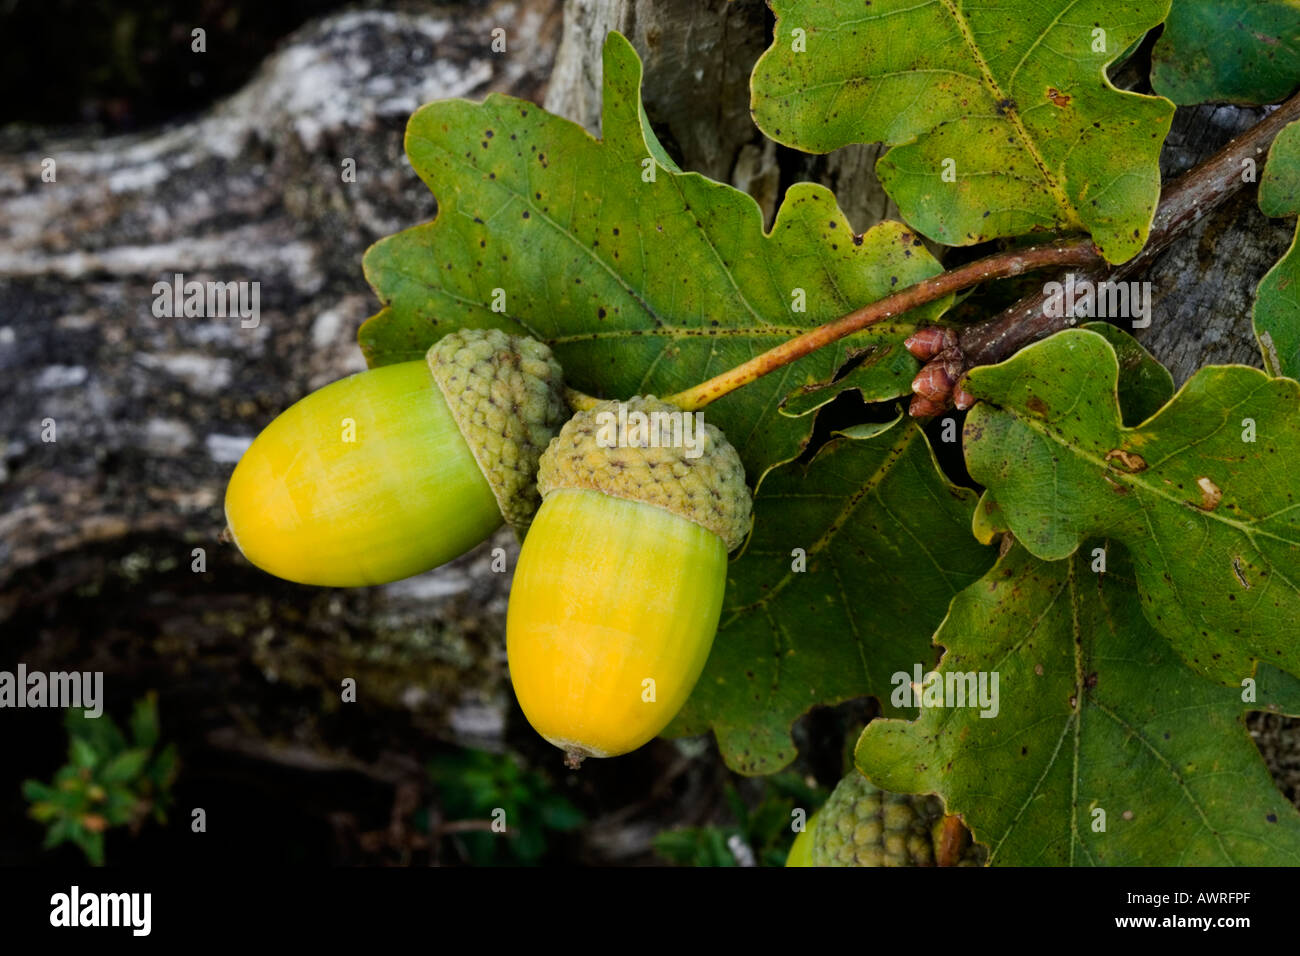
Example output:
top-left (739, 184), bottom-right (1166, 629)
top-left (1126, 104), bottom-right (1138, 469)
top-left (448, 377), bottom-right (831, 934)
top-left (506, 396), bottom-right (752, 766)
top-left (224, 328), bottom-right (566, 587)
top-left (800, 770), bottom-right (985, 867)
top-left (785, 810), bottom-right (820, 867)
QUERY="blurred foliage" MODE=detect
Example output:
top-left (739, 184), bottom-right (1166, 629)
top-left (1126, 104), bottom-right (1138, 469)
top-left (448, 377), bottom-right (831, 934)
top-left (425, 749), bottom-right (583, 866)
top-left (654, 771), bottom-right (828, 867)
top-left (22, 692), bottom-right (178, 865)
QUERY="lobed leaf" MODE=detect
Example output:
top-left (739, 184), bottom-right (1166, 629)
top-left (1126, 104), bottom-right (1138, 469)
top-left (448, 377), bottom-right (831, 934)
top-left (361, 32), bottom-right (951, 480)
top-left (750, 0), bottom-right (1174, 263)
top-left (671, 415), bottom-right (994, 774)
top-left (856, 543), bottom-right (1300, 866)
top-left (971, 322), bottom-right (1173, 544)
top-left (964, 329), bottom-right (1300, 683)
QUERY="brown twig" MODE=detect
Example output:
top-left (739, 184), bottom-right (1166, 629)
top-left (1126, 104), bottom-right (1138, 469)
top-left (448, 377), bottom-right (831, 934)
top-left (662, 89), bottom-right (1300, 416)
top-left (664, 239), bottom-right (1100, 410)
top-left (922, 89), bottom-right (1300, 412)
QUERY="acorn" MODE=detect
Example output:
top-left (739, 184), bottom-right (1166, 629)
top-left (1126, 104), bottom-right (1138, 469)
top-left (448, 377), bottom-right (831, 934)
top-left (224, 328), bottom-right (566, 587)
top-left (810, 770), bottom-right (985, 867)
top-left (785, 811), bottom-right (820, 867)
top-left (506, 396), bottom-right (753, 766)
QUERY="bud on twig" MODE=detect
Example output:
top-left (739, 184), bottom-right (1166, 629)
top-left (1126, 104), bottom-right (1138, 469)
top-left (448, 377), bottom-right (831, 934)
top-left (911, 347), bottom-right (964, 403)
top-left (909, 395), bottom-right (948, 418)
top-left (904, 327), bottom-right (958, 361)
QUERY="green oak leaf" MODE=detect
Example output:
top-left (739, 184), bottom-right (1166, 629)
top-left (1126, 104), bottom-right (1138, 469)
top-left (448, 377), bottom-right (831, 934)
top-left (750, 0), bottom-right (1174, 264)
top-left (856, 543), bottom-right (1300, 865)
top-left (1256, 119), bottom-right (1300, 379)
top-left (670, 415), bottom-right (995, 775)
top-left (1079, 322), bottom-right (1176, 426)
top-left (963, 328), bottom-right (1300, 683)
top-left (972, 322), bottom-right (1173, 544)
top-left (1152, 0), bottom-right (1300, 106)
top-left (779, 345), bottom-right (922, 418)
top-left (360, 32), bottom-right (952, 481)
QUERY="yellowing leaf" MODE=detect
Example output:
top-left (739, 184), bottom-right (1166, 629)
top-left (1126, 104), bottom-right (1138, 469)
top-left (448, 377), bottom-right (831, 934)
top-left (751, 0), bottom-right (1175, 263)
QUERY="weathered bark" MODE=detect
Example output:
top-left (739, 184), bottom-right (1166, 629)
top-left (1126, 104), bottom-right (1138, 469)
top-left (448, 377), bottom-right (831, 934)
top-left (0, 3), bottom-right (567, 823)
top-left (1140, 104), bottom-right (1295, 380)
top-left (545, 0), bottom-right (770, 181)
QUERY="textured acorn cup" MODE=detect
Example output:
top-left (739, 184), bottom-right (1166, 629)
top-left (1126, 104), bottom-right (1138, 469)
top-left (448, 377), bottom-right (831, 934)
top-left (506, 396), bottom-right (752, 765)
top-left (224, 328), bottom-right (566, 587)
top-left (810, 770), bottom-right (985, 867)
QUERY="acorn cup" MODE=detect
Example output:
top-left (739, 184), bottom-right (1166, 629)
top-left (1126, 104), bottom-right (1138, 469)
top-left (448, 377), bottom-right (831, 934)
top-left (506, 396), bottom-right (753, 766)
top-left (799, 770), bottom-right (986, 867)
top-left (224, 328), bottom-right (566, 587)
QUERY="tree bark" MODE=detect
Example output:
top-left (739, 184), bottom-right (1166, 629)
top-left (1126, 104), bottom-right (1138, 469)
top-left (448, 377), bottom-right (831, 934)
top-left (1139, 104), bottom-right (1293, 381)
top-left (0, 3), bottom-right (566, 814)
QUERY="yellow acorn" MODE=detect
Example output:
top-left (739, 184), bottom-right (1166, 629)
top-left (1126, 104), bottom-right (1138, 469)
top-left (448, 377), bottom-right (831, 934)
top-left (785, 810), bottom-right (820, 867)
top-left (224, 328), bottom-right (566, 587)
top-left (506, 396), bottom-right (752, 766)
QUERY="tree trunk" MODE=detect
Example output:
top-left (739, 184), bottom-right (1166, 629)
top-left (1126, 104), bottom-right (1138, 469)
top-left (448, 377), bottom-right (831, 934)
top-left (0, 3), bottom-right (569, 864)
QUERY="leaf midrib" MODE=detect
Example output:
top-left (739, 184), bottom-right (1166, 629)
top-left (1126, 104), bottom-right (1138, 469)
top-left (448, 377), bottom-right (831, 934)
top-left (408, 124), bottom-right (925, 350)
top-left (986, 553), bottom-right (1244, 866)
top-left (998, 404), bottom-right (1300, 550)
top-left (721, 424), bottom-right (921, 624)
top-left (936, 0), bottom-right (1076, 224)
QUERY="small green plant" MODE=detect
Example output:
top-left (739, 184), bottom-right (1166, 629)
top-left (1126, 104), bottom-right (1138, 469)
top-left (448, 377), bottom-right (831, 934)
top-left (425, 748), bottom-right (583, 866)
top-left (655, 772), bottom-right (828, 867)
top-left (22, 692), bottom-right (177, 865)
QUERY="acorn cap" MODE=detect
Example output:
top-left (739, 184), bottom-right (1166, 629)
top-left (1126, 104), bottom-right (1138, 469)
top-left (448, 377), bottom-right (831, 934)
top-left (537, 396), bottom-right (752, 552)
top-left (812, 771), bottom-right (939, 867)
top-left (811, 771), bottom-right (986, 867)
top-left (426, 328), bottom-right (567, 536)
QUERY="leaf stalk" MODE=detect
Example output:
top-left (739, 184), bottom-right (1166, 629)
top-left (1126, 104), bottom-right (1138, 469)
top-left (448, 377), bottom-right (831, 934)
top-left (665, 240), bottom-right (1100, 411)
